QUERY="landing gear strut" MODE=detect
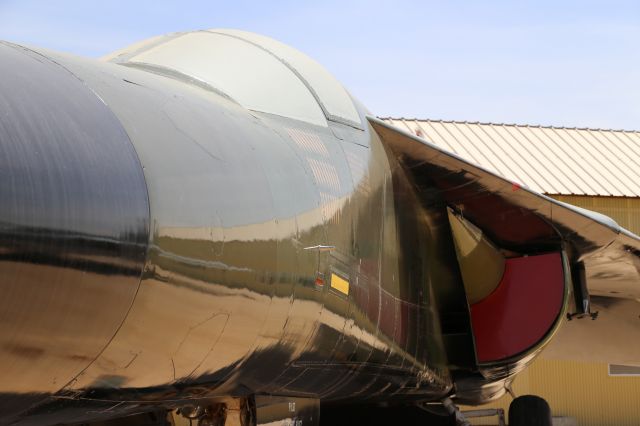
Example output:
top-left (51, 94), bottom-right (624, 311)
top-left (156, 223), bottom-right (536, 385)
top-left (442, 398), bottom-right (471, 426)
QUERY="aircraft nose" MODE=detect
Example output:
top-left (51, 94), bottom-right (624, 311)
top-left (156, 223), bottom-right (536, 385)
top-left (0, 42), bottom-right (149, 405)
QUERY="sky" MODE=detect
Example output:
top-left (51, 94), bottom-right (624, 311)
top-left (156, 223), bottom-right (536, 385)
top-left (0, 0), bottom-right (638, 130)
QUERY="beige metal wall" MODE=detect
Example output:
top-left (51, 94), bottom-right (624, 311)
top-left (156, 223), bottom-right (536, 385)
top-left (552, 195), bottom-right (640, 235)
top-left (467, 196), bottom-right (640, 425)
top-left (468, 358), bottom-right (640, 425)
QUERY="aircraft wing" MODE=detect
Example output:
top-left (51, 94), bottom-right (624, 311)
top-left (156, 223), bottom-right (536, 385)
top-left (368, 116), bottom-right (640, 364)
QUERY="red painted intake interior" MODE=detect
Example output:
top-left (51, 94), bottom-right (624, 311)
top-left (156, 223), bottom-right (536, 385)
top-left (470, 252), bottom-right (564, 363)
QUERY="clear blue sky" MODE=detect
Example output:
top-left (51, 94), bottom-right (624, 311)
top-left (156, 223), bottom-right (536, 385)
top-left (1, 0), bottom-right (638, 130)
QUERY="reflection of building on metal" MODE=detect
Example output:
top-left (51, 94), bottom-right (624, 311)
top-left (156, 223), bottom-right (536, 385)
top-left (286, 128), bottom-right (330, 157)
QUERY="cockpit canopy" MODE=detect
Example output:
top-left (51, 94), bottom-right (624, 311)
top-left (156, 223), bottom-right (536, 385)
top-left (104, 29), bottom-right (362, 128)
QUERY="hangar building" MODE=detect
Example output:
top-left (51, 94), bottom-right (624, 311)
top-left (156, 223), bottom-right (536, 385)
top-left (383, 118), bottom-right (640, 426)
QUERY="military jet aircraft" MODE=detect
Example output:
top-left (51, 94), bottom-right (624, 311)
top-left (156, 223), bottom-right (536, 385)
top-left (1, 29), bottom-right (639, 426)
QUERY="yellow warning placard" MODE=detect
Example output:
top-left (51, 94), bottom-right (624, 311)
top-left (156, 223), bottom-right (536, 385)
top-left (330, 273), bottom-right (349, 296)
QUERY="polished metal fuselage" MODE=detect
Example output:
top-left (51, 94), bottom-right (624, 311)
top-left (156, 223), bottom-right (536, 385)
top-left (0, 43), bottom-right (472, 424)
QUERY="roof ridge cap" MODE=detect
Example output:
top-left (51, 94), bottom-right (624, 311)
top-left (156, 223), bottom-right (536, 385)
top-left (379, 117), bottom-right (640, 133)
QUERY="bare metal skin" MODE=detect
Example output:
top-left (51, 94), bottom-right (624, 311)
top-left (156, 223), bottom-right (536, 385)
top-left (0, 31), bottom-right (638, 426)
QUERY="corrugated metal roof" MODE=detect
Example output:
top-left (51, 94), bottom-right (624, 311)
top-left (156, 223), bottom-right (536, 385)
top-left (381, 118), bottom-right (640, 197)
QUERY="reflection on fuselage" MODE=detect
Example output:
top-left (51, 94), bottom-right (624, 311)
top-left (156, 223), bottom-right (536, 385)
top-left (0, 40), bottom-right (463, 426)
